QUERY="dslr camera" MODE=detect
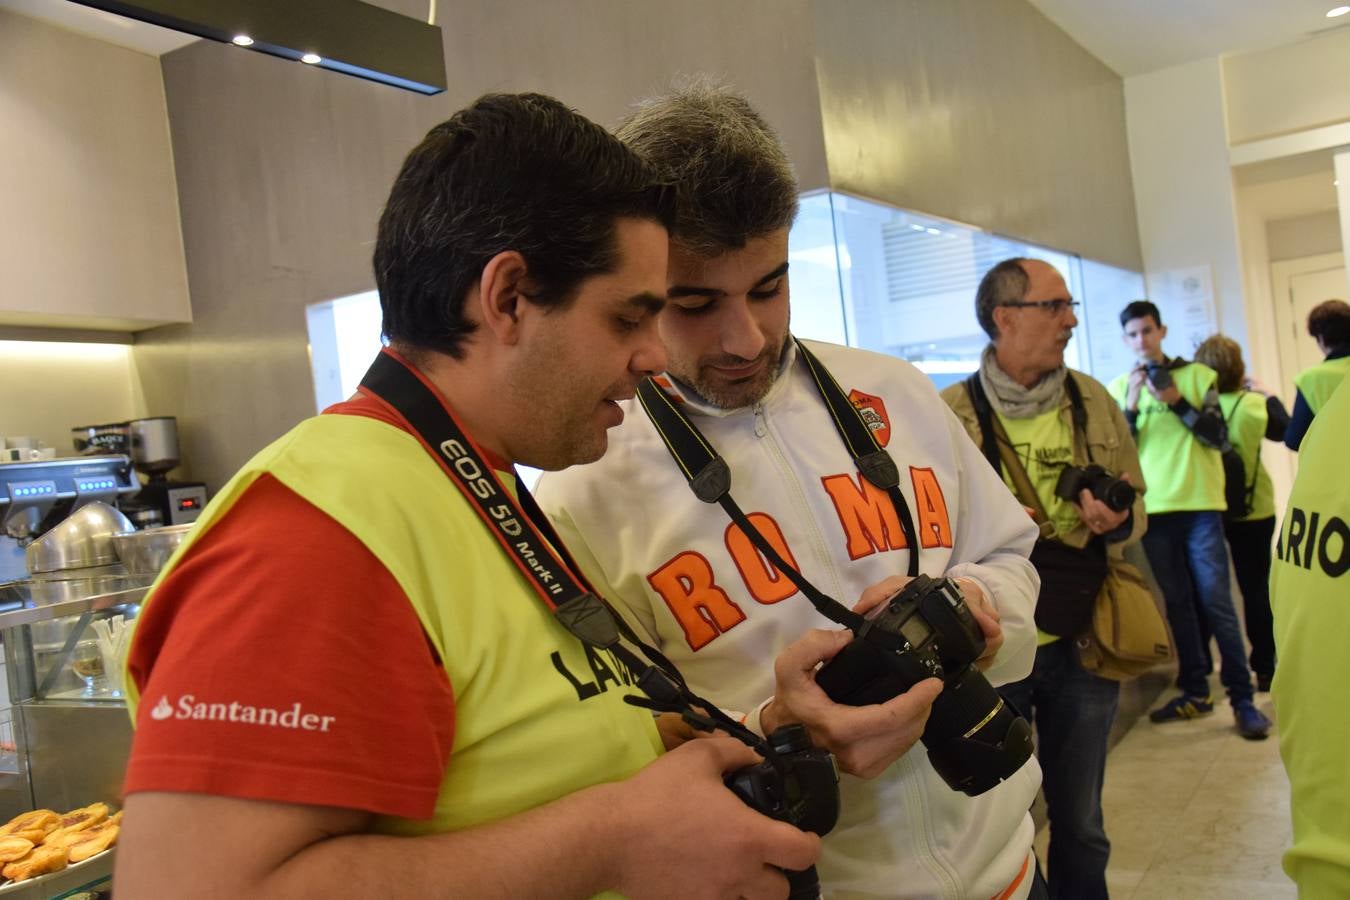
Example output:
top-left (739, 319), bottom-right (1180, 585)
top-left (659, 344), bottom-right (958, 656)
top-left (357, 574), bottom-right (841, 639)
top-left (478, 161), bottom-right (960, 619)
top-left (1054, 464), bottom-right (1136, 513)
top-left (814, 575), bottom-right (1033, 796)
top-left (725, 724), bottom-right (839, 900)
top-left (1144, 361), bottom-right (1174, 392)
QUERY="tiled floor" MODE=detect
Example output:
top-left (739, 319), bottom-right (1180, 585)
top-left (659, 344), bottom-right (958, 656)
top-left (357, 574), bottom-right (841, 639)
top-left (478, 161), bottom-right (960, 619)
top-left (1034, 683), bottom-right (1296, 899)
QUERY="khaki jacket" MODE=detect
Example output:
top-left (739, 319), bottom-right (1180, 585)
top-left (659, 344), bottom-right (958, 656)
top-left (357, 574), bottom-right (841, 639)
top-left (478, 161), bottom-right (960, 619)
top-left (941, 364), bottom-right (1147, 560)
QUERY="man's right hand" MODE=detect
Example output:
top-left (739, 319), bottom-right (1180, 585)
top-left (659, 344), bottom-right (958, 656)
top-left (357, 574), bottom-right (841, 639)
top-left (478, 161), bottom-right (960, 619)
top-left (1126, 366), bottom-right (1148, 410)
top-left (761, 625), bottom-right (942, 780)
top-left (610, 738), bottom-right (822, 900)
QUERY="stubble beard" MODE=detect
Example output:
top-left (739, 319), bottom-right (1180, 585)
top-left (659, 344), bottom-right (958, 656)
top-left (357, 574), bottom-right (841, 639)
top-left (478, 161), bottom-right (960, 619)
top-left (670, 335), bottom-right (788, 410)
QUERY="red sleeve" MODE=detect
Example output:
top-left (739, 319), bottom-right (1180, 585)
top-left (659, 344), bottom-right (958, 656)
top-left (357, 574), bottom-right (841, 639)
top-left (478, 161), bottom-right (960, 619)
top-left (123, 474), bottom-right (455, 821)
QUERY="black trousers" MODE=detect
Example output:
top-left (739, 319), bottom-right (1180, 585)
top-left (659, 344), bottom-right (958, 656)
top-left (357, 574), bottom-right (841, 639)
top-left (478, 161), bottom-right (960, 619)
top-left (1223, 516), bottom-right (1278, 679)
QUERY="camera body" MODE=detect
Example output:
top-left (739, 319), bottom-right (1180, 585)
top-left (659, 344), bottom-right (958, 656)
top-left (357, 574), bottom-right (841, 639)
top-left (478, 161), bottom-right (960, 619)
top-left (1054, 464), bottom-right (1136, 513)
top-left (725, 724), bottom-right (839, 900)
top-left (814, 575), bottom-right (1033, 796)
top-left (1144, 361), bottom-right (1174, 392)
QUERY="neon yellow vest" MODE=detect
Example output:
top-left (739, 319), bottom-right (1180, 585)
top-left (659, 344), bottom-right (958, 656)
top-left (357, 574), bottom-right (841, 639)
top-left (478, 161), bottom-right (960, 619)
top-left (1271, 379), bottom-right (1350, 898)
top-left (1294, 356), bottom-right (1350, 415)
top-left (127, 414), bottom-right (661, 843)
top-left (1109, 362), bottom-right (1224, 513)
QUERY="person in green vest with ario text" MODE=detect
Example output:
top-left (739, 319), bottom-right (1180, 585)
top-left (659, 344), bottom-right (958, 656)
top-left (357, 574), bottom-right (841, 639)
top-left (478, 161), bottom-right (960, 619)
top-left (1194, 335), bottom-right (1290, 692)
top-left (1272, 377), bottom-right (1350, 899)
top-left (1285, 299), bottom-right (1350, 451)
top-left (1108, 301), bottom-right (1270, 739)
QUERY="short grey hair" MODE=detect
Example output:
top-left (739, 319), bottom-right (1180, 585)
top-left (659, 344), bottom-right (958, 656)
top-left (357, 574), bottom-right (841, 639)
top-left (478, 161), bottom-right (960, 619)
top-left (615, 78), bottom-right (798, 256)
top-left (976, 258), bottom-right (1031, 340)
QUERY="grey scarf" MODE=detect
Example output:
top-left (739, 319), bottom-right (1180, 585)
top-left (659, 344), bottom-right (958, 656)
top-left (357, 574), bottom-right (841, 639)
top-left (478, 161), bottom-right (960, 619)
top-left (977, 344), bottom-right (1066, 418)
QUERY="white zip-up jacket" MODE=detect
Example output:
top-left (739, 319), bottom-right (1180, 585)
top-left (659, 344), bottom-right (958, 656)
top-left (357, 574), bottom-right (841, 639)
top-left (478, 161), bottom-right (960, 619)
top-left (538, 340), bottom-right (1042, 899)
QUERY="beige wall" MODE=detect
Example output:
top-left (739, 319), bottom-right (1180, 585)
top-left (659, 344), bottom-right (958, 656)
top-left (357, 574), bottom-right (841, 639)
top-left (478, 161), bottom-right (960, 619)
top-left (0, 340), bottom-right (145, 454)
top-left (134, 0), bottom-right (1141, 489)
top-left (813, 0), bottom-right (1141, 271)
top-left (1224, 29), bottom-right (1350, 146)
top-left (0, 10), bottom-right (190, 330)
top-left (138, 0), bottom-right (829, 488)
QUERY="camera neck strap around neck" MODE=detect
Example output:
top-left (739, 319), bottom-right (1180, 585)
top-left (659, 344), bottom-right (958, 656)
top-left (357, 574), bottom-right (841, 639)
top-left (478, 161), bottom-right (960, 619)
top-left (358, 349), bottom-right (759, 744)
top-left (637, 339), bottom-right (916, 649)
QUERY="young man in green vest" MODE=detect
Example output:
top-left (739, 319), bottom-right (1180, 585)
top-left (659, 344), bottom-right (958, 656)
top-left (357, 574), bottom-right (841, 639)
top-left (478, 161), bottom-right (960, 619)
top-left (1271, 378), bottom-right (1350, 899)
top-left (114, 93), bottom-right (819, 898)
top-left (1109, 301), bottom-right (1270, 739)
top-left (942, 257), bottom-right (1146, 900)
top-left (1285, 299), bottom-right (1350, 451)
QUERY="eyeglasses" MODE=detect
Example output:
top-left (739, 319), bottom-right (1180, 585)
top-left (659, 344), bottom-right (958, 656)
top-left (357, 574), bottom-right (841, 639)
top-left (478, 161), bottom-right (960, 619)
top-left (1000, 299), bottom-right (1080, 315)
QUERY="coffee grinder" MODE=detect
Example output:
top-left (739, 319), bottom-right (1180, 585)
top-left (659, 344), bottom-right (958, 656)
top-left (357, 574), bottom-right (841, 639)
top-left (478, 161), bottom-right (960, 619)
top-left (127, 417), bottom-right (207, 526)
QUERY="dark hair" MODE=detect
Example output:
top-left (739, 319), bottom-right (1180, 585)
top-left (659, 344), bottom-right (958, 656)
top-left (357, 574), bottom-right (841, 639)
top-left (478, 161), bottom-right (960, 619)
top-left (1193, 334), bottom-right (1245, 393)
top-left (1120, 300), bottom-right (1162, 329)
top-left (1308, 299), bottom-right (1350, 349)
top-left (615, 78), bottom-right (797, 256)
top-left (374, 93), bottom-right (675, 357)
top-left (975, 258), bottom-right (1030, 339)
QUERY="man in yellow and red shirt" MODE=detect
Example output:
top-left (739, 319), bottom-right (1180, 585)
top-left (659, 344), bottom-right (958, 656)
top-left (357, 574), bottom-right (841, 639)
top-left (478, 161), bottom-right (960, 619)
top-left (115, 93), bottom-right (820, 899)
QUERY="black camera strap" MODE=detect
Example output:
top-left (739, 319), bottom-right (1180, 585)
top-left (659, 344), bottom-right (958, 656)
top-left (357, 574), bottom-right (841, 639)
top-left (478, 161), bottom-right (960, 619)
top-left (358, 350), bottom-right (764, 749)
top-left (637, 340), bottom-right (916, 652)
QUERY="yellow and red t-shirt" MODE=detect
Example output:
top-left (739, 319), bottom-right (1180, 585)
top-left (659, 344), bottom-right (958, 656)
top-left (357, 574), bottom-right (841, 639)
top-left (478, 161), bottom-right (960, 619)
top-left (124, 386), bottom-right (662, 837)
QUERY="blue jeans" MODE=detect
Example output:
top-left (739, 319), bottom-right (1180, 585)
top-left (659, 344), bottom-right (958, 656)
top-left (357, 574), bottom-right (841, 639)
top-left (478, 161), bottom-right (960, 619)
top-left (1003, 639), bottom-right (1120, 900)
top-left (1141, 511), bottom-right (1254, 705)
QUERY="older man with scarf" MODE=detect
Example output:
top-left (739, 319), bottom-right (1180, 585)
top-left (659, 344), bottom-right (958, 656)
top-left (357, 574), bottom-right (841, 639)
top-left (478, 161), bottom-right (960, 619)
top-left (942, 257), bottom-right (1146, 900)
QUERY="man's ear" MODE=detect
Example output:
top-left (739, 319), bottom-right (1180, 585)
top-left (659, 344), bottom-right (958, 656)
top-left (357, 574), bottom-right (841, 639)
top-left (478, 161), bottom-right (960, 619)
top-left (992, 305), bottom-right (1016, 338)
top-left (1158, 323), bottom-right (1168, 344)
top-left (476, 250), bottom-right (532, 345)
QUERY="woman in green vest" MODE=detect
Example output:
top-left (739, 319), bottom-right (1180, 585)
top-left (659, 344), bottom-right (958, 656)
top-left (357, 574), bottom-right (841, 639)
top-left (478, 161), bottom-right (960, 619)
top-left (1285, 299), bottom-right (1350, 451)
top-left (1194, 335), bottom-right (1289, 692)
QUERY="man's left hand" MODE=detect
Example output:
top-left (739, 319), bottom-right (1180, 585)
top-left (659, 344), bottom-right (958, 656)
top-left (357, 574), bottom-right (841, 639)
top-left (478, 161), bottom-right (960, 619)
top-left (1075, 475), bottom-right (1132, 535)
top-left (952, 577), bottom-right (1003, 670)
top-left (1144, 378), bottom-right (1182, 405)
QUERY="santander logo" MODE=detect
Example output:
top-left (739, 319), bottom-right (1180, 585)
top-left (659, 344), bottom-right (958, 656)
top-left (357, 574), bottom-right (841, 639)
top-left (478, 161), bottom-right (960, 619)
top-left (148, 694), bottom-right (337, 732)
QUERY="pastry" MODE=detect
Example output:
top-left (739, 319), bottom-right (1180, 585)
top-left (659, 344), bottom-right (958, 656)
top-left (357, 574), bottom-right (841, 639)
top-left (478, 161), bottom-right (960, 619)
top-left (2, 844), bottom-right (67, 882)
top-left (67, 821), bottom-right (119, 863)
top-left (0, 837), bottom-right (32, 863)
top-left (0, 809), bottom-right (58, 837)
top-left (45, 803), bottom-right (110, 844)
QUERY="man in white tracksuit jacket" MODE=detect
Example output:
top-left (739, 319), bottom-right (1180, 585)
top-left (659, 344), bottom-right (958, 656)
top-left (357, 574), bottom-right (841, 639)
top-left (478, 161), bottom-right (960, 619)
top-left (538, 83), bottom-right (1044, 899)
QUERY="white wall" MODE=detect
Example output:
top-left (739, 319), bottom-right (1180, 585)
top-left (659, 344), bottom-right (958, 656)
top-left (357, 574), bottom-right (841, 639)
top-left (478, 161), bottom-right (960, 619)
top-left (1223, 29), bottom-right (1350, 146)
top-left (1125, 59), bottom-right (1248, 351)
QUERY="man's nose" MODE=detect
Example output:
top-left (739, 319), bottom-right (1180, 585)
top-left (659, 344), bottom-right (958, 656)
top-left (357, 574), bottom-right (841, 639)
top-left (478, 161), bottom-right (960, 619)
top-left (721, 298), bottom-right (767, 361)
top-left (632, 329), bottom-right (667, 377)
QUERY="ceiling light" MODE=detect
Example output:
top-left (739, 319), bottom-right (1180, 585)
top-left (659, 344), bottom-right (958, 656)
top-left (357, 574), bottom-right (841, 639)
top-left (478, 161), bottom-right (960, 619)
top-left (1328, 6), bottom-right (1350, 17)
top-left (925, 227), bottom-right (942, 235)
top-left (68, 1), bottom-right (446, 95)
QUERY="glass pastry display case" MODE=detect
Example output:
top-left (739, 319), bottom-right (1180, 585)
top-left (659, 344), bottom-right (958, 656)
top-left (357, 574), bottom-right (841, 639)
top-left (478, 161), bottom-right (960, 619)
top-left (0, 574), bottom-right (149, 898)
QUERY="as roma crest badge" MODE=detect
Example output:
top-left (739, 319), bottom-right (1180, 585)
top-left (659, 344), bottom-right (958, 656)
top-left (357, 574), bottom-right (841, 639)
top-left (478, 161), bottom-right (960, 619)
top-left (848, 389), bottom-right (891, 447)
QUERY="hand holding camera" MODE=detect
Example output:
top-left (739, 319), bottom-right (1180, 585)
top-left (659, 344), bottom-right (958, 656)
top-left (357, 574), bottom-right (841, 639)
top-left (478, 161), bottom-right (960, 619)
top-left (1142, 361), bottom-right (1181, 404)
top-left (813, 575), bottom-right (1034, 796)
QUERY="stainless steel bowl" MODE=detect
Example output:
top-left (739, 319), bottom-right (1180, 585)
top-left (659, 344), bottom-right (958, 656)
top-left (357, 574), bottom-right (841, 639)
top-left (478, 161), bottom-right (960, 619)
top-left (110, 523), bottom-right (195, 575)
top-left (25, 502), bottom-right (135, 574)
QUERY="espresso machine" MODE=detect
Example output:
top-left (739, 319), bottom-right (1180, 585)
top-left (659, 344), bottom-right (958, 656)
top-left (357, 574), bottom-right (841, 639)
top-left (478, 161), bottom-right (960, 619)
top-left (0, 455), bottom-right (141, 583)
top-left (124, 417), bottom-right (207, 528)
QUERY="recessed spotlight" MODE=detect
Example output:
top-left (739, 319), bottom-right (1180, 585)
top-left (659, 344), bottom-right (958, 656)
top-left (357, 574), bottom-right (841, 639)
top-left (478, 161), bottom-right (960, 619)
top-left (231, 34), bottom-right (254, 46)
top-left (301, 53), bottom-right (322, 64)
top-left (1328, 6), bottom-right (1350, 17)
top-left (925, 227), bottom-right (941, 235)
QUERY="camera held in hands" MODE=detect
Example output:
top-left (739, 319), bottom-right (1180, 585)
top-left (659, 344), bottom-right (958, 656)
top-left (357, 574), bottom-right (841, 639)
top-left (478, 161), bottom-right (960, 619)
top-left (1144, 361), bottom-right (1174, 392)
top-left (725, 724), bottom-right (840, 900)
top-left (1054, 464), bottom-right (1136, 513)
top-left (813, 575), bottom-right (1033, 797)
